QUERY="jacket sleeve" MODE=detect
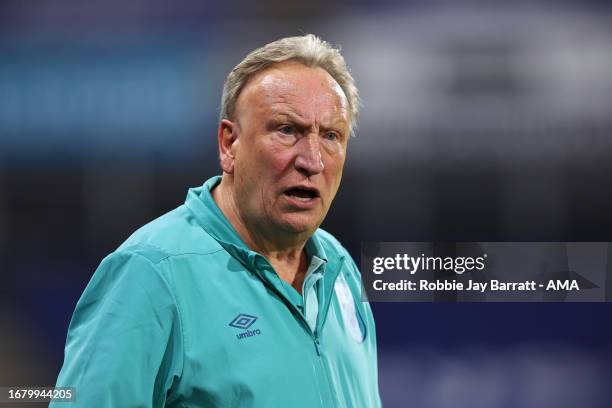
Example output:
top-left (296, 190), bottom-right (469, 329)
top-left (50, 250), bottom-right (183, 408)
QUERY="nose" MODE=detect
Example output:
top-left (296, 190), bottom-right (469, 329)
top-left (294, 133), bottom-right (324, 176)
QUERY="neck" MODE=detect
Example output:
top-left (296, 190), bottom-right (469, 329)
top-left (212, 175), bottom-right (310, 292)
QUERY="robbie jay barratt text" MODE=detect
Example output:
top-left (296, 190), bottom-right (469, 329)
top-left (372, 279), bottom-right (580, 292)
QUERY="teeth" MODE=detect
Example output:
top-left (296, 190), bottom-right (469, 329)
top-left (292, 195), bottom-right (311, 201)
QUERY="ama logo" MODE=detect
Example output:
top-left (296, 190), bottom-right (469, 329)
top-left (229, 313), bottom-right (262, 340)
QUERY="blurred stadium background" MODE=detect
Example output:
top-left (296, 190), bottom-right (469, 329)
top-left (1, 0), bottom-right (611, 407)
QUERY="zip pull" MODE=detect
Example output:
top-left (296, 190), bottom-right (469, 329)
top-left (314, 338), bottom-right (321, 356)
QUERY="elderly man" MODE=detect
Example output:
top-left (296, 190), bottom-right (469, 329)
top-left (52, 34), bottom-right (381, 407)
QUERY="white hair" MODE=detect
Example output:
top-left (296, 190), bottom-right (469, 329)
top-left (220, 34), bottom-right (360, 134)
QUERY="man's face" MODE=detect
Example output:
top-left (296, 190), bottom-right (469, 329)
top-left (227, 61), bottom-right (350, 240)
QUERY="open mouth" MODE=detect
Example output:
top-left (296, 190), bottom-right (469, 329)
top-left (283, 186), bottom-right (320, 201)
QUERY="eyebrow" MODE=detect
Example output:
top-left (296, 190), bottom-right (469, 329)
top-left (271, 112), bottom-right (310, 129)
top-left (271, 111), bottom-right (348, 130)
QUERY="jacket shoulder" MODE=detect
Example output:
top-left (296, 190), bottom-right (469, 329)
top-left (116, 204), bottom-right (221, 265)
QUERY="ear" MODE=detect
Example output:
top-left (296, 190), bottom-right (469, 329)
top-left (218, 119), bottom-right (240, 174)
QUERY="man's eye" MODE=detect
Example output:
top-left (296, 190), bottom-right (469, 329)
top-left (324, 131), bottom-right (339, 141)
top-left (278, 125), bottom-right (296, 135)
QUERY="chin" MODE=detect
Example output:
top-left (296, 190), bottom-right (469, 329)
top-left (277, 214), bottom-right (320, 236)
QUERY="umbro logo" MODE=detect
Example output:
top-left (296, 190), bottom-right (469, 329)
top-left (229, 313), bottom-right (262, 340)
top-left (229, 314), bottom-right (258, 329)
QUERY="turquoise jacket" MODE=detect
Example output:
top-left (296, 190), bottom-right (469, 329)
top-left (52, 176), bottom-right (381, 407)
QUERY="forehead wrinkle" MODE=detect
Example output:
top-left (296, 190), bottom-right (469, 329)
top-left (268, 86), bottom-right (347, 126)
top-left (269, 101), bottom-right (309, 122)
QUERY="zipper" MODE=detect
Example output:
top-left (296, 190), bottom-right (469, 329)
top-left (250, 255), bottom-right (343, 408)
top-left (314, 337), bottom-right (321, 356)
top-left (312, 332), bottom-right (341, 408)
top-left (248, 268), bottom-right (330, 406)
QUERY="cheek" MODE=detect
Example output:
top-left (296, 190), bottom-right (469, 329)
top-left (325, 153), bottom-right (346, 182)
top-left (248, 145), bottom-right (290, 204)
top-left (261, 143), bottom-right (294, 179)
